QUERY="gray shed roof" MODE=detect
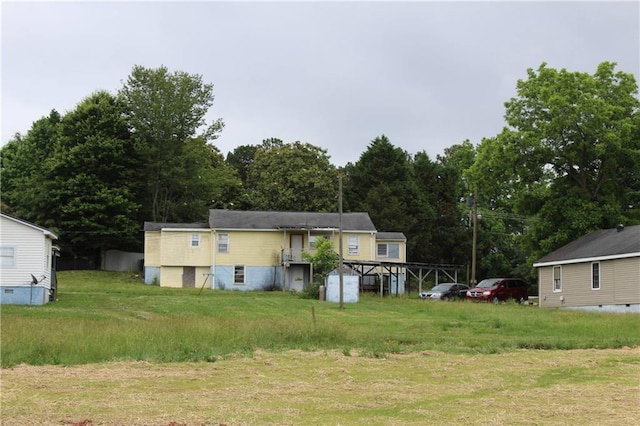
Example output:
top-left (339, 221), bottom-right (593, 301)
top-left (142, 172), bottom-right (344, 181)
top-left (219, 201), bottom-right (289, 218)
top-left (208, 209), bottom-right (377, 231)
top-left (533, 224), bottom-right (640, 267)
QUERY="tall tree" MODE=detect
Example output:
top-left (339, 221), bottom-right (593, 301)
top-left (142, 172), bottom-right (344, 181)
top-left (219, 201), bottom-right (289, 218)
top-left (469, 61), bottom-right (640, 267)
top-left (119, 65), bottom-right (225, 222)
top-left (246, 140), bottom-right (338, 211)
top-left (343, 135), bottom-right (426, 261)
top-left (226, 144), bottom-right (259, 188)
top-left (0, 111), bottom-right (61, 227)
top-left (46, 91), bottom-right (141, 259)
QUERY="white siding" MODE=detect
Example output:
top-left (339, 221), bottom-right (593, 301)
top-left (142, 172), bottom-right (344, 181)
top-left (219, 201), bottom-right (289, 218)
top-left (0, 216), bottom-right (54, 288)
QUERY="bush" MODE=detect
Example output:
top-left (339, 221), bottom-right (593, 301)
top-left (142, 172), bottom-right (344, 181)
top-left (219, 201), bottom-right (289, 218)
top-left (301, 282), bottom-right (321, 299)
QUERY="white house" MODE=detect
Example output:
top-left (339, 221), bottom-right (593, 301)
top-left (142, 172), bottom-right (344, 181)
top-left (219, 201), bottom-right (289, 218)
top-left (0, 213), bottom-right (59, 305)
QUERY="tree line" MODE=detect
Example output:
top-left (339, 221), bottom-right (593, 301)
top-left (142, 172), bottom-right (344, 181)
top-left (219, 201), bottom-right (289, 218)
top-left (1, 62), bottom-right (638, 282)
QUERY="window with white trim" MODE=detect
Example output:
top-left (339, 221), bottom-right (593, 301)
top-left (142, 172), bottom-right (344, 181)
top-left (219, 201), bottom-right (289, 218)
top-left (191, 233), bottom-right (200, 247)
top-left (0, 246), bottom-right (15, 268)
top-left (309, 235), bottom-right (331, 250)
top-left (591, 262), bottom-right (600, 290)
top-left (347, 236), bottom-right (359, 255)
top-left (234, 265), bottom-right (245, 284)
top-left (553, 266), bottom-right (562, 292)
top-left (377, 243), bottom-right (399, 259)
top-left (217, 233), bottom-right (229, 253)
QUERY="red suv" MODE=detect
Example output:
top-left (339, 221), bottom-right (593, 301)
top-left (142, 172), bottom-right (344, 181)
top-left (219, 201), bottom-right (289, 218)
top-left (466, 278), bottom-right (528, 303)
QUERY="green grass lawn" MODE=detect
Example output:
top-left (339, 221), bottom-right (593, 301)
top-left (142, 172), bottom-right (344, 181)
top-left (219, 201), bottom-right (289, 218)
top-left (2, 271), bottom-right (639, 367)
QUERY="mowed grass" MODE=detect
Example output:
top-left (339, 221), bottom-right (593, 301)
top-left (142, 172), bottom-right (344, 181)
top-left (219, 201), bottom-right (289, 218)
top-left (1, 271), bottom-right (639, 367)
top-left (2, 271), bottom-right (640, 425)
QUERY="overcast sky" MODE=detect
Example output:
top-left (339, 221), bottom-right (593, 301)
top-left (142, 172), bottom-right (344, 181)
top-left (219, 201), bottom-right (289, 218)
top-left (2, 1), bottom-right (638, 166)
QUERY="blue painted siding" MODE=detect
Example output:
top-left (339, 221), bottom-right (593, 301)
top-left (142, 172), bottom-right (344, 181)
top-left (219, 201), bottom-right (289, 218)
top-left (0, 286), bottom-right (49, 305)
top-left (144, 267), bottom-right (160, 285)
top-left (214, 265), bottom-right (283, 291)
top-left (388, 274), bottom-right (406, 295)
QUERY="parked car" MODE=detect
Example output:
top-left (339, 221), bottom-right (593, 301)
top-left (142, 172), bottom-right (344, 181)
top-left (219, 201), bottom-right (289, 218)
top-left (466, 278), bottom-right (528, 303)
top-left (420, 283), bottom-right (470, 300)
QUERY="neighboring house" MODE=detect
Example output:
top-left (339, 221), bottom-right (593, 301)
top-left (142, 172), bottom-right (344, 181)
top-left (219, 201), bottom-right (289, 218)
top-left (0, 213), bottom-right (59, 305)
top-left (533, 224), bottom-right (640, 312)
top-left (144, 209), bottom-right (407, 293)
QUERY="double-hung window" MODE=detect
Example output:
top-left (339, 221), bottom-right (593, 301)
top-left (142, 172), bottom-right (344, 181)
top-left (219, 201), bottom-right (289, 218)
top-left (591, 262), bottom-right (600, 290)
top-left (191, 233), bottom-right (200, 247)
top-left (218, 233), bottom-right (229, 253)
top-left (553, 266), bottom-right (562, 292)
top-left (348, 236), bottom-right (359, 255)
top-left (234, 265), bottom-right (245, 285)
top-left (0, 246), bottom-right (15, 268)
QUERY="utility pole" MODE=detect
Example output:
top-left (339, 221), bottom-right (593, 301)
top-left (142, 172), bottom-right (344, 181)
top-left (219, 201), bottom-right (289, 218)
top-left (338, 174), bottom-right (344, 309)
top-left (471, 192), bottom-right (478, 286)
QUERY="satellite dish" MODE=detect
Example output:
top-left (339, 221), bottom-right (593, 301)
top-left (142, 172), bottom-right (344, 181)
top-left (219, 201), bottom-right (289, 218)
top-left (31, 274), bottom-right (38, 285)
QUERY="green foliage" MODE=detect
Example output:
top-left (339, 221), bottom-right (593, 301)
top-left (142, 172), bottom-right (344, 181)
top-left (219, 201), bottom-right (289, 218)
top-left (2, 271), bottom-right (639, 368)
top-left (50, 91), bottom-right (141, 255)
top-left (246, 139), bottom-right (339, 211)
top-left (226, 144), bottom-right (259, 189)
top-left (0, 110), bottom-right (62, 227)
top-left (343, 135), bottom-right (423, 259)
top-left (468, 61), bottom-right (640, 274)
top-left (119, 65), bottom-right (226, 222)
top-left (301, 236), bottom-right (338, 283)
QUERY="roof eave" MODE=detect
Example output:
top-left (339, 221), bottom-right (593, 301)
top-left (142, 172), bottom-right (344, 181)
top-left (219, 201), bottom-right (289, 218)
top-left (533, 251), bottom-right (640, 268)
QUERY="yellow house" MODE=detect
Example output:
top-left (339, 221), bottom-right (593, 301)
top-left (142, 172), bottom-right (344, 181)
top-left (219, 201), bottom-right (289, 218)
top-left (144, 209), bottom-right (407, 292)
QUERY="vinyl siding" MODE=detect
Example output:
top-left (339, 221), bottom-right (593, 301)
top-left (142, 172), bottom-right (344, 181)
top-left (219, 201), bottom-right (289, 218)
top-left (613, 257), bottom-right (640, 302)
top-left (538, 257), bottom-right (639, 308)
top-left (0, 216), bottom-right (53, 289)
top-left (158, 266), bottom-right (211, 288)
top-left (159, 230), bottom-right (212, 267)
top-left (341, 232), bottom-right (377, 261)
top-left (215, 231), bottom-right (284, 266)
top-left (144, 231), bottom-right (161, 266)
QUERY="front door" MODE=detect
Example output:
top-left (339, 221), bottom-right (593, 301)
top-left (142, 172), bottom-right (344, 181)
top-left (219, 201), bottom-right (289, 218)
top-left (290, 234), bottom-right (303, 261)
top-left (183, 267), bottom-right (196, 288)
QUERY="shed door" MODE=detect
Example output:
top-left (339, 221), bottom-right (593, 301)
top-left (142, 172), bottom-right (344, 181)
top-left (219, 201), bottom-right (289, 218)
top-left (183, 267), bottom-right (196, 288)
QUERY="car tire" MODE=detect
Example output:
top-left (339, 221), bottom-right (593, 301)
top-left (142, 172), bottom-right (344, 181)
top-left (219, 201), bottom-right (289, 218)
top-left (519, 297), bottom-right (525, 304)
top-left (492, 296), bottom-right (499, 304)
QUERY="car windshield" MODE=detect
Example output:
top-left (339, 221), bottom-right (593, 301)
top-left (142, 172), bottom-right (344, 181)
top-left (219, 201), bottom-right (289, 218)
top-left (476, 279), bottom-right (499, 288)
top-left (431, 284), bottom-right (454, 291)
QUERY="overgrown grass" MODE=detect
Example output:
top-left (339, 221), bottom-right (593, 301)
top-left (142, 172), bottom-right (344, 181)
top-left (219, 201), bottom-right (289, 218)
top-left (2, 271), bottom-right (639, 367)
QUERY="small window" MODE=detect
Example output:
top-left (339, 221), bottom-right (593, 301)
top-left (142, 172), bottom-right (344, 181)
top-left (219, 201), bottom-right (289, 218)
top-left (591, 262), bottom-right (600, 290)
top-left (218, 233), bottom-right (229, 253)
top-left (0, 246), bottom-right (15, 268)
top-left (234, 265), bottom-right (245, 284)
top-left (348, 236), bottom-right (359, 255)
top-left (191, 234), bottom-right (200, 247)
top-left (377, 243), bottom-right (399, 259)
top-left (553, 266), bottom-right (562, 292)
top-left (309, 235), bottom-right (331, 249)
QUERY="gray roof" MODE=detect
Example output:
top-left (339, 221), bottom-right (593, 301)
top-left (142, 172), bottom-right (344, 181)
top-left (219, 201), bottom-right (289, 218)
top-left (208, 209), bottom-right (377, 231)
top-left (376, 232), bottom-right (407, 241)
top-left (534, 224), bottom-right (640, 266)
top-left (143, 222), bottom-right (209, 231)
